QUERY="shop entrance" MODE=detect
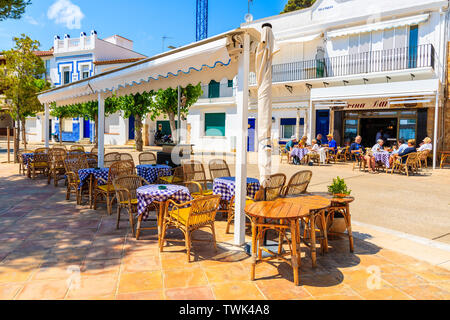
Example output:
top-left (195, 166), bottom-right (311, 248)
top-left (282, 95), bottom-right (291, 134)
top-left (360, 118), bottom-right (398, 147)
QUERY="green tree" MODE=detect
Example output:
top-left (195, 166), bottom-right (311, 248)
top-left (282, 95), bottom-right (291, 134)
top-left (50, 103), bottom-right (79, 144)
top-left (113, 92), bottom-right (152, 152)
top-left (0, 0), bottom-right (31, 21)
top-left (149, 84), bottom-right (203, 143)
top-left (0, 34), bottom-right (48, 161)
top-left (281, 0), bottom-right (316, 13)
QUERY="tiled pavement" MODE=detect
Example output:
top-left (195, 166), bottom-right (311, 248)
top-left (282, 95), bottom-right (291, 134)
top-left (0, 164), bottom-right (449, 300)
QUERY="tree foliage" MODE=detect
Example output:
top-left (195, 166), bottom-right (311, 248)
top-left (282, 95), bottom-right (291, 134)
top-left (113, 92), bottom-right (153, 151)
top-left (0, 34), bottom-right (49, 158)
top-left (281, 0), bottom-right (316, 13)
top-left (0, 0), bottom-right (31, 21)
top-left (148, 84), bottom-right (203, 143)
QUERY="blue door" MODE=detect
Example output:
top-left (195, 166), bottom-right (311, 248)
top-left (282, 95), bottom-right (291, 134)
top-left (128, 116), bottom-right (135, 140)
top-left (83, 118), bottom-right (90, 139)
top-left (316, 110), bottom-right (330, 144)
top-left (248, 118), bottom-right (256, 152)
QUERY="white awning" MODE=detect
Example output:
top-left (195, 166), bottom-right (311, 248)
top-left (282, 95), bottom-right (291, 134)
top-left (38, 29), bottom-right (257, 106)
top-left (277, 33), bottom-right (322, 45)
top-left (326, 14), bottom-right (430, 38)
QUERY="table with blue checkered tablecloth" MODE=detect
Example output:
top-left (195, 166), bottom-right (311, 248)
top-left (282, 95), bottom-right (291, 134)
top-left (137, 184), bottom-right (192, 220)
top-left (78, 168), bottom-right (109, 189)
top-left (213, 177), bottom-right (260, 201)
top-left (22, 153), bottom-right (47, 169)
top-left (373, 151), bottom-right (391, 169)
top-left (290, 148), bottom-right (309, 161)
top-left (136, 164), bottom-right (172, 184)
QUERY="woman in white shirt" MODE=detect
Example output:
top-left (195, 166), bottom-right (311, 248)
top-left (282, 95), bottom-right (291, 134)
top-left (418, 137), bottom-right (432, 151)
top-left (308, 139), bottom-right (327, 164)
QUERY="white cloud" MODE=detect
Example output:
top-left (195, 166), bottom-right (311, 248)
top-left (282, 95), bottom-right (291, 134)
top-left (47, 0), bottom-right (84, 30)
top-left (25, 15), bottom-right (40, 26)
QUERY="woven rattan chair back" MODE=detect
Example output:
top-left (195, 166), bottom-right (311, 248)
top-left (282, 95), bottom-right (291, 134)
top-left (86, 153), bottom-right (98, 168)
top-left (113, 175), bottom-right (148, 203)
top-left (52, 145), bottom-right (67, 151)
top-left (49, 148), bottom-right (67, 166)
top-left (64, 154), bottom-right (89, 175)
top-left (263, 173), bottom-right (286, 201)
top-left (183, 160), bottom-right (208, 186)
top-left (187, 195), bottom-right (221, 227)
top-left (119, 153), bottom-right (135, 165)
top-left (283, 171), bottom-right (312, 196)
top-left (208, 159), bottom-right (231, 180)
top-left (70, 145), bottom-right (85, 152)
top-left (139, 152), bottom-right (157, 165)
top-left (108, 160), bottom-right (135, 184)
top-left (405, 152), bottom-right (418, 166)
top-left (104, 152), bottom-right (120, 168)
top-left (32, 148), bottom-right (50, 163)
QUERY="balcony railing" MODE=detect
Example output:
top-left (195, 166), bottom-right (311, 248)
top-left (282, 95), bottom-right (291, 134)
top-left (250, 44), bottom-right (435, 85)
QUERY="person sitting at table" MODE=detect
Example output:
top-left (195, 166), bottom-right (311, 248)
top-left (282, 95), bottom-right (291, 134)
top-left (418, 137), bottom-right (432, 151)
top-left (349, 136), bottom-right (364, 160)
top-left (316, 134), bottom-right (323, 147)
top-left (392, 139), bottom-right (417, 164)
top-left (325, 134), bottom-right (337, 154)
top-left (285, 136), bottom-right (298, 163)
top-left (308, 139), bottom-right (327, 164)
top-left (389, 139), bottom-right (408, 167)
top-left (299, 136), bottom-right (308, 148)
top-left (364, 139), bottom-right (384, 173)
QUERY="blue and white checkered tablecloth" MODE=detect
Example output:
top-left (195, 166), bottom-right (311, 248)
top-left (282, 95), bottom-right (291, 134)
top-left (290, 148), bottom-right (309, 161)
top-left (213, 177), bottom-right (260, 201)
top-left (136, 164), bottom-right (172, 184)
top-left (373, 151), bottom-right (391, 169)
top-left (22, 153), bottom-right (47, 169)
top-left (137, 185), bottom-right (192, 219)
top-left (78, 168), bottom-right (109, 189)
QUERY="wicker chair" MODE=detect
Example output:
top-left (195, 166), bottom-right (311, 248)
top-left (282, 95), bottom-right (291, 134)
top-left (417, 150), bottom-right (431, 169)
top-left (352, 153), bottom-right (366, 172)
top-left (113, 175), bottom-right (150, 236)
top-left (306, 152), bottom-right (321, 166)
top-left (261, 173), bottom-right (286, 201)
top-left (18, 149), bottom-right (34, 175)
top-left (182, 160), bottom-right (214, 197)
top-left (283, 171), bottom-right (312, 196)
top-left (326, 149), bottom-right (338, 164)
top-left (139, 152), bottom-right (157, 165)
top-left (158, 166), bottom-right (184, 185)
top-left (119, 153), bottom-right (134, 163)
top-left (391, 152), bottom-right (418, 176)
top-left (279, 146), bottom-right (289, 164)
top-left (28, 148), bottom-right (50, 179)
top-left (104, 152), bottom-right (120, 168)
top-left (225, 188), bottom-right (264, 234)
top-left (90, 146), bottom-right (104, 155)
top-left (160, 195), bottom-right (221, 262)
top-left (336, 147), bottom-right (349, 162)
top-left (208, 159), bottom-right (231, 180)
top-left (86, 153), bottom-right (98, 168)
top-left (94, 160), bottom-right (135, 215)
top-left (47, 148), bottom-right (67, 187)
top-left (70, 145), bottom-right (85, 152)
top-left (64, 155), bottom-right (89, 204)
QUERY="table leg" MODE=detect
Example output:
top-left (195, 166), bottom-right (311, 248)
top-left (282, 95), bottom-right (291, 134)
top-left (310, 212), bottom-right (317, 268)
top-left (290, 219), bottom-right (300, 286)
top-left (251, 218), bottom-right (257, 281)
top-left (345, 204), bottom-right (354, 253)
top-left (319, 210), bottom-right (329, 254)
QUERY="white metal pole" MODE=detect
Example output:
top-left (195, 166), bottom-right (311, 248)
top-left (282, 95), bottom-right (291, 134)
top-left (308, 98), bottom-right (314, 144)
top-left (234, 33), bottom-right (250, 246)
top-left (44, 103), bottom-right (50, 148)
top-left (433, 91), bottom-right (439, 170)
top-left (98, 93), bottom-right (105, 168)
top-left (178, 85), bottom-right (181, 145)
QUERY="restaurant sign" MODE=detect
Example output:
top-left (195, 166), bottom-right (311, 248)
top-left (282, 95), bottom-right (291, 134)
top-left (344, 99), bottom-right (390, 110)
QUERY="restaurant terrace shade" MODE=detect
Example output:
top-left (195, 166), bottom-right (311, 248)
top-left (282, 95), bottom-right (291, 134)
top-left (255, 25), bottom-right (275, 188)
top-left (37, 28), bottom-right (260, 246)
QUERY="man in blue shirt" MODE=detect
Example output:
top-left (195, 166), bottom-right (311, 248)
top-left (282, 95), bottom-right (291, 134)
top-left (326, 134), bottom-right (337, 154)
top-left (350, 136), bottom-right (363, 160)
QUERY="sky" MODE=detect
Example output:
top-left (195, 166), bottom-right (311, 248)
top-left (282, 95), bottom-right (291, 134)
top-left (0, 0), bottom-right (285, 56)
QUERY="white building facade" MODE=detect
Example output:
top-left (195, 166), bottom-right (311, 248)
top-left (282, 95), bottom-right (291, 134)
top-left (26, 31), bottom-right (146, 144)
top-left (184, 0), bottom-right (448, 155)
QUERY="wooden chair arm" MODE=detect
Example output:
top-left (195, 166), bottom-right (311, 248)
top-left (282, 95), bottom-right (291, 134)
top-left (184, 180), bottom-right (204, 195)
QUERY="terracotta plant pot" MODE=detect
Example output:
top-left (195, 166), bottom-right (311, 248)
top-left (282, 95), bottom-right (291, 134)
top-left (329, 217), bottom-right (347, 234)
top-left (333, 193), bottom-right (348, 198)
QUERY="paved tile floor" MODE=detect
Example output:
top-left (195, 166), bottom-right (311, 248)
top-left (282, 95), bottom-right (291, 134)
top-left (0, 163), bottom-right (449, 300)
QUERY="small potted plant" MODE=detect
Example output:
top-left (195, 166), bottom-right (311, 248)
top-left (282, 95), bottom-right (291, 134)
top-left (328, 176), bottom-right (351, 198)
top-left (327, 177), bottom-right (351, 233)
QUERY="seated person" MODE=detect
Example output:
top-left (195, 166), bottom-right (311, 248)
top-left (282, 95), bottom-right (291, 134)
top-left (326, 134), bottom-right (337, 154)
top-left (316, 134), bottom-right (323, 147)
top-left (389, 139), bottom-right (408, 167)
top-left (308, 139), bottom-right (326, 164)
top-left (299, 136), bottom-right (308, 148)
top-left (397, 139), bottom-right (417, 163)
top-left (285, 136), bottom-right (298, 163)
top-left (418, 137), bottom-right (432, 151)
top-left (350, 136), bottom-right (364, 160)
top-left (364, 139), bottom-right (384, 173)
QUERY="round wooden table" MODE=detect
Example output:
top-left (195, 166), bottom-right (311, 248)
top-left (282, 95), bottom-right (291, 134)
top-left (245, 195), bottom-right (331, 286)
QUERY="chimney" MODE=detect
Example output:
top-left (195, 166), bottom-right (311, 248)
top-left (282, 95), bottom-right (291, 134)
top-left (53, 35), bottom-right (60, 51)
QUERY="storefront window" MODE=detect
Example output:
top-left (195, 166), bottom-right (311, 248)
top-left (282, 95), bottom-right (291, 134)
top-left (344, 119), bottom-right (358, 142)
top-left (281, 118), bottom-right (296, 139)
top-left (399, 119), bottom-right (416, 140)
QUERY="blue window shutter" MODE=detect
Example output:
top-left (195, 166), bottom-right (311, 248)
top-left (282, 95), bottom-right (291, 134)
top-left (281, 118), bottom-right (296, 126)
top-left (205, 113), bottom-right (226, 136)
